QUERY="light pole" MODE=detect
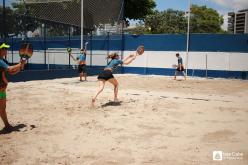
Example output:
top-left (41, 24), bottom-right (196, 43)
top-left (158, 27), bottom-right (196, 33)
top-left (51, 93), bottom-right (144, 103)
top-left (2, 0), bottom-right (6, 40)
top-left (81, 0), bottom-right (84, 49)
top-left (186, 0), bottom-right (191, 76)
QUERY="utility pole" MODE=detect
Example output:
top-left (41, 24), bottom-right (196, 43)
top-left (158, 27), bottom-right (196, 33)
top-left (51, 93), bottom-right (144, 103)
top-left (81, 0), bottom-right (84, 49)
top-left (186, 0), bottom-right (191, 76)
top-left (2, 0), bottom-right (7, 40)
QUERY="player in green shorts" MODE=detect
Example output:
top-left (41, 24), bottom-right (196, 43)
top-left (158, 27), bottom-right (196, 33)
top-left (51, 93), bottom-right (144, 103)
top-left (0, 42), bottom-right (26, 132)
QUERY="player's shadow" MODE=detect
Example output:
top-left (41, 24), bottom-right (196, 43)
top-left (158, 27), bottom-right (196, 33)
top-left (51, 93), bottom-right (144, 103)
top-left (101, 101), bottom-right (122, 108)
top-left (176, 79), bottom-right (184, 81)
top-left (0, 124), bottom-right (27, 135)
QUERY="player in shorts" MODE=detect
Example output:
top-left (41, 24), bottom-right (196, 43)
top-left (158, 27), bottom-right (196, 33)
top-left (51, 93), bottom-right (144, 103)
top-left (77, 48), bottom-right (87, 81)
top-left (69, 43), bottom-right (88, 81)
top-left (0, 42), bottom-right (26, 131)
top-left (92, 52), bottom-right (137, 106)
top-left (174, 53), bottom-right (186, 80)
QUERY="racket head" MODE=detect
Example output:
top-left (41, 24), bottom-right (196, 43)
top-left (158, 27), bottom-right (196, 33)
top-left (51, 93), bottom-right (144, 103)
top-left (67, 47), bottom-right (72, 53)
top-left (136, 45), bottom-right (145, 55)
top-left (19, 43), bottom-right (33, 59)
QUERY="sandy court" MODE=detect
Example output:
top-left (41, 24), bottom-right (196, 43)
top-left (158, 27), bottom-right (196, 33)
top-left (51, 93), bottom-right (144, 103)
top-left (0, 74), bottom-right (248, 165)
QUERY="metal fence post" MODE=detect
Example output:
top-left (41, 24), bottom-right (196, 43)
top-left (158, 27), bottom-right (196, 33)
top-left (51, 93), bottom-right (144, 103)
top-left (206, 54), bottom-right (208, 78)
top-left (42, 23), bottom-right (47, 69)
top-left (11, 36), bottom-right (14, 64)
top-left (68, 26), bottom-right (71, 69)
top-left (107, 32), bottom-right (110, 56)
top-left (90, 31), bottom-right (93, 67)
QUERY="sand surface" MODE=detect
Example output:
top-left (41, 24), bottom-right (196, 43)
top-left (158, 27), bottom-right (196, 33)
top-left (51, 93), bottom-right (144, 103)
top-left (0, 74), bottom-right (248, 165)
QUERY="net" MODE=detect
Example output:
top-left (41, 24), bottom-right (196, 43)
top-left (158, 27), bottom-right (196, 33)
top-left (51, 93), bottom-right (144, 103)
top-left (19, 0), bottom-right (124, 30)
top-left (1, 0), bottom-right (124, 71)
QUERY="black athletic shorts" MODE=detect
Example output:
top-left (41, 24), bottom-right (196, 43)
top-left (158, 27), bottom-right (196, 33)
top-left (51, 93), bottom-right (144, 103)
top-left (78, 64), bottom-right (86, 73)
top-left (97, 70), bottom-right (114, 81)
top-left (177, 66), bottom-right (184, 71)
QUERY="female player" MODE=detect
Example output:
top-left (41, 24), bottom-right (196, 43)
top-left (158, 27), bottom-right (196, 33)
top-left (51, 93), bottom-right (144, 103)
top-left (69, 42), bottom-right (88, 81)
top-left (92, 46), bottom-right (144, 106)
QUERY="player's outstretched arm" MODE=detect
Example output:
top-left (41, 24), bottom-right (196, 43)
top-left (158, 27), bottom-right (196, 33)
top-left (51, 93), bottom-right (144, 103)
top-left (69, 53), bottom-right (77, 62)
top-left (84, 42), bottom-right (88, 53)
top-left (122, 54), bottom-right (136, 65)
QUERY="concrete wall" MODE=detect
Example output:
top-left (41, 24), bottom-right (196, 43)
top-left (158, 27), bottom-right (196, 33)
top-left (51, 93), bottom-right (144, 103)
top-left (5, 34), bottom-right (248, 80)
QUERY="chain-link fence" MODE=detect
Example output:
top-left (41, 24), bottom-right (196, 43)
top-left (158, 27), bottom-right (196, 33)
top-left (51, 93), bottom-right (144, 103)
top-left (4, 33), bottom-right (123, 70)
top-left (1, 0), bottom-right (124, 71)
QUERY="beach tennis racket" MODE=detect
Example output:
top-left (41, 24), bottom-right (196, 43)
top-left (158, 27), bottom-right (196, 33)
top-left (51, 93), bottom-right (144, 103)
top-left (136, 45), bottom-right (145, 56)
top-left (19, 43), bottom-right (33, 70)
top-left (19, 43), bottom-right (33, 60)
top-left (67, 47), bottom-right (72, 54)
top-left (68, 48), bottom-right (77, 62)
top-left (84, 42), bottom-right (88, 50)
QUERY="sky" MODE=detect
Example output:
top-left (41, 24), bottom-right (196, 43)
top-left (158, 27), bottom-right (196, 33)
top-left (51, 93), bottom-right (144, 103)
top-left (4, 0), bottom-right (248, 30)
top-left (155, 0), bottom-right (248, 12)
top-left (155, 0), bottom-right (248, 30)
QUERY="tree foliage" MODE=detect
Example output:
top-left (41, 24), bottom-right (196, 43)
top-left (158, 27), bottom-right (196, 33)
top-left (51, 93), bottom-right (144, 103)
top-left (1, 2), bottom-right (225, 37)
top-left (124, 0), bottom-right (156, 20)
top-left (132, 5), bottom-right (224, 34)
top-left (0, 6), bottom-right (15, 37)
top-left (190, 5), bottom-right (224, 33)
top-left (13, 3), bottom-right (40, 34)
top-left (145, 9), bottom-right (187, 34)
top-left (0, 3), bottom-right (40, 38)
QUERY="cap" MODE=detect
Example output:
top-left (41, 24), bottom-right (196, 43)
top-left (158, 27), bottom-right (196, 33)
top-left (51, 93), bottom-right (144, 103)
top-left (0, 42), bottom-right (10, 49)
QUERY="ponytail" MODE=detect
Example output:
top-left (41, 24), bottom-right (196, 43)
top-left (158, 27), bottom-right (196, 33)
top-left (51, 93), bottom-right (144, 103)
top-left (107, 52), bottom-right (118, 59)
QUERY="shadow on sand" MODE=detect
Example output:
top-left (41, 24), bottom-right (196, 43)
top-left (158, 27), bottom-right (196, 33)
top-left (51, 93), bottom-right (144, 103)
top-left (101, 101), bottom-right (122, 108)
top-left (0, 124), bottom-right (27, 135)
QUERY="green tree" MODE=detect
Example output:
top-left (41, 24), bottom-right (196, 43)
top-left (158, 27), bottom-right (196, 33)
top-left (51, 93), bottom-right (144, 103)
top-left (45, 23), bottom-right (70, 36)
top-left (0, 6), bottom-right (16, 37)
top-left (0, 3), bottom-right (40, 37)
top-left (138, 5), bottom-right (224, 34)
top-left (190, 5), bottom-right (224, 33)
top-left (124, 0), bottom-right (156, 22)
top-left (11, 2), bottom-right (69, 37)
top-left (144, 9), bottom-right (187, 34)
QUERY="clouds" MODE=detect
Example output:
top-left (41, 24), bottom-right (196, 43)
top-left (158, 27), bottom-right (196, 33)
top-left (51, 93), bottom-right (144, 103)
top-left (221, 14), bottom-right (228, 30)
top-left (210, 0), bottom-right (248, 10)
top-left (209, 0), bottom-right (248, 30)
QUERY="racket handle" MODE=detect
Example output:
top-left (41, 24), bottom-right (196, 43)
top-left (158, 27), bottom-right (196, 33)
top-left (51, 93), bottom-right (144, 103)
top-left (84, 42), bottom-right (88, 50)
top-left (20, 58), bottom-right (26, 70)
